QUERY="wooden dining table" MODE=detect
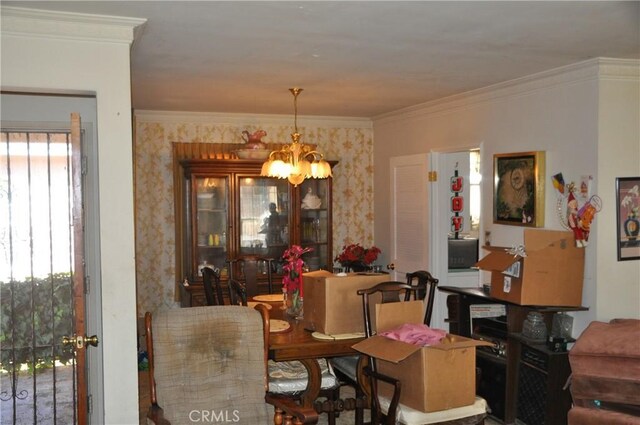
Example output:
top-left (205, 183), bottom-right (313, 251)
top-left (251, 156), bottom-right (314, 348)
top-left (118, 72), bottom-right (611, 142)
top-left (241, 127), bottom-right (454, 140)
top-left (253, 297), bottom-right (365, 410)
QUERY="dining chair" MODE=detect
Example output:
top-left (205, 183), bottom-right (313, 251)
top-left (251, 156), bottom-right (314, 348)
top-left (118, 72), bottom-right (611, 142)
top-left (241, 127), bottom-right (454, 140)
top-left (356, 282), bottom-right (488, 425)
top-left (229, 256), bottom-right (276, 297)
top-left (228, 278), bottom-right (248, 306)
top-left (331, 271), bottom-right (439, 418)
top-left (258, 306), bottom-right (341, 425)
top-left (227, 279), bottom-right (339, 423)
top-left (405, 270), bottom-right (439, 325)
top-left (201, 266), bottom-right (225, 306)
top-left (144, 306), bottom-right (318, 424)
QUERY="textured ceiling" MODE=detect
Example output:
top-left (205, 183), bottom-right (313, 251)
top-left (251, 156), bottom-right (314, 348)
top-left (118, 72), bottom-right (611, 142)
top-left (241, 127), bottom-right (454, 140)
top-left (4, 1), bottom-right (639, 117)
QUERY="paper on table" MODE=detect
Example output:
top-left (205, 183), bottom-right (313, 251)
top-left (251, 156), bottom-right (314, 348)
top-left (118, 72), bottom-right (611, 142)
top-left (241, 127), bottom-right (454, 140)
top-left (311, 331), bottom-right (365, 341)
top-left (253, 294), bottom-right (284, 302)
top-left (270, 319), bottom-right (291, 333)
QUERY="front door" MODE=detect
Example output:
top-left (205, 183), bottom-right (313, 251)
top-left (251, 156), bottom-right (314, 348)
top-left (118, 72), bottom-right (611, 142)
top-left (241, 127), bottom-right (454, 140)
top-left (0, 113), bottom-right (91, 424)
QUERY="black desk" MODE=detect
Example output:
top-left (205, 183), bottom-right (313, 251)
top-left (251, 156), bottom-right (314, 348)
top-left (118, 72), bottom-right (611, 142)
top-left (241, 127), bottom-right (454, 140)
top-left (439, 286), bottom-right (588, 425)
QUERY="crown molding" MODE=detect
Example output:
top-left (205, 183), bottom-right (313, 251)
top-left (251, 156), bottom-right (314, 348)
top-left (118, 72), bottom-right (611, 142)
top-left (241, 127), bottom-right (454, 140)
top-left (597, 58), bottom-right (640, 81)
top-left (374, 58), bottom-right (640, 124)
top-left (134, 110), bottom-right (373, 129)
top-left (0, 6), bottom-right (146, 44)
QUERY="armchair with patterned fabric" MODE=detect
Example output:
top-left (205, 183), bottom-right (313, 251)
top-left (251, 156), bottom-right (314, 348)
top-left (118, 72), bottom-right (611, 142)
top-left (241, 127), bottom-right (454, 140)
top-left (144, 306), bottom-right (318, 424)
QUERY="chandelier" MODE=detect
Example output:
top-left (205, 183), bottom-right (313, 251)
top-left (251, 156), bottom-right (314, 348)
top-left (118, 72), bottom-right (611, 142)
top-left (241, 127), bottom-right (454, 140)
top-left (260, 88), bottom-right (332, 186)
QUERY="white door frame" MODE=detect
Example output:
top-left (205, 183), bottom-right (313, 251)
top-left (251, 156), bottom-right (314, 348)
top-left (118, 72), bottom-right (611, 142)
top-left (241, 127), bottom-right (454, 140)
top-left (428, 144), bottom-right (483, 331)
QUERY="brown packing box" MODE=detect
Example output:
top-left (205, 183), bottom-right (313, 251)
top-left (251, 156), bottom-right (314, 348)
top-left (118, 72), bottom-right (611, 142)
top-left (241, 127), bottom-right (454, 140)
top-left (475, 229), bottom-right (585, 306)
top-left (301, 270), bottom-right (388, 335)
top-left (353, 300), bottom-right (490, 412)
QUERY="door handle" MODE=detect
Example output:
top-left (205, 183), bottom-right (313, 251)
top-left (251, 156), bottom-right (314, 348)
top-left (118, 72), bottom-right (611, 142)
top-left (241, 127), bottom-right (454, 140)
top-left (62, 334), bottom-right (100, 350)
top-left (387, 263), bottom-right (395, 270)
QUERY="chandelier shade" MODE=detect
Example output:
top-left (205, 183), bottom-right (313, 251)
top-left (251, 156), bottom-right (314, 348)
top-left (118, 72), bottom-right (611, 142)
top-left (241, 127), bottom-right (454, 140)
top-left (260, 88), bottom-right (332, 186)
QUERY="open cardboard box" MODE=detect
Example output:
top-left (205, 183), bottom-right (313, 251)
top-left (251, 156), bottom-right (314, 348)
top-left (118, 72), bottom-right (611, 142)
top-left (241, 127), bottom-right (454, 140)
top-left (301, 270), bottom-right (388, 335)
top-left (476, 229), bottom-right (585, 306)
top-left (353, 300), bottom-right (490, 412)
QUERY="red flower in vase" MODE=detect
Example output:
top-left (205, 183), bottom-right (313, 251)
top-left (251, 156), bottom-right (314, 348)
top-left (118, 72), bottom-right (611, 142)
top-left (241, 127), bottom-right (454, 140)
top-left (334, 243), bottom-right (381, 266)
top-left (282, 245), bottom-right (314, 294)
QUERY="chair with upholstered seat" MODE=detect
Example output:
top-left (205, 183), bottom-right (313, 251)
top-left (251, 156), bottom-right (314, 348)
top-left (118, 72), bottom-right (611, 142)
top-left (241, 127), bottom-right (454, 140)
top-left (201, 266), bottom-right (225, 306)
top-left (227, 278), bottom-right (340, 424)
top-left (356, 282), bottom-right (488, 425)
top-left (144, 306), bottom-right (318, 424)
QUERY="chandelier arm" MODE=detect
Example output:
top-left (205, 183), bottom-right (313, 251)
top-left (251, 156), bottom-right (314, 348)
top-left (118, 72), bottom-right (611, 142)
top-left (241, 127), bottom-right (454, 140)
top-left (261, 87), bottom-right (331, 185)
top-left (301, 150), bottom-right (324, 161)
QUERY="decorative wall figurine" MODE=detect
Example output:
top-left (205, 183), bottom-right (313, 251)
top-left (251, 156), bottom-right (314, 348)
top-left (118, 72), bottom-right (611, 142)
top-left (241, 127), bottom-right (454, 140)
top-left (552, 174), bottom-right (602, 248)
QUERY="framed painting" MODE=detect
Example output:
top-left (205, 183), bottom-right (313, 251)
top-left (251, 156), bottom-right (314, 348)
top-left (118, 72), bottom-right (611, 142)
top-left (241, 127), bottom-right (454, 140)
top-left (616, 176), bottom-right (640, 261)
top-left (493, 151), bottom-right (545, 227)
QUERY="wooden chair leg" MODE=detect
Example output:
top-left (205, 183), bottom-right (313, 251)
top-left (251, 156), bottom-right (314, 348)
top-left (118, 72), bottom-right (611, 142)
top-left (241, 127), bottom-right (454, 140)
top-left (274, 407), bottom-right (283, 425)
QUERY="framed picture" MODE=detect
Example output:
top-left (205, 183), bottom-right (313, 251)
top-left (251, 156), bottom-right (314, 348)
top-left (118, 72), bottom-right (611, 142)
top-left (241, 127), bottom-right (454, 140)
top-left (616, 176), bottom-right (640, 261)
top-left (493, 151), bottom-right (545, 227)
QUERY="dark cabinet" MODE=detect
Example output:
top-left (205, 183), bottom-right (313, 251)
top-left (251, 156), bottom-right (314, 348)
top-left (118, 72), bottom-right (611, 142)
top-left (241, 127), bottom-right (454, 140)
top-left (440, 286), bottom-right (587, 425)
top-left (175, 158), bottom-right (335, 306)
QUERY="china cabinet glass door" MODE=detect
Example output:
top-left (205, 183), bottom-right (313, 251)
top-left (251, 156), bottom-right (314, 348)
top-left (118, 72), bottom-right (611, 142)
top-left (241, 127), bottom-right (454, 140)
top-left (298, 179), bottom-right (330, 270)
top-left (237, 176), bottom-right (290, 261)
top-left (194, 176), bottom-right (228, 275)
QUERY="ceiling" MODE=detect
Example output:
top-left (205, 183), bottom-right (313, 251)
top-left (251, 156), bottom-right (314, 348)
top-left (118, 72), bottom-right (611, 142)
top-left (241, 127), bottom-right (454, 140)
top-left (4, 1), bottom-right (639, 118)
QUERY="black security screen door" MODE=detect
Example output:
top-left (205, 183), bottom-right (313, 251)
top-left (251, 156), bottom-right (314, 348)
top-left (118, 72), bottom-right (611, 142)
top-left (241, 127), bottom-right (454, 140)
top-left (0, 128), bottom-right (78, 424)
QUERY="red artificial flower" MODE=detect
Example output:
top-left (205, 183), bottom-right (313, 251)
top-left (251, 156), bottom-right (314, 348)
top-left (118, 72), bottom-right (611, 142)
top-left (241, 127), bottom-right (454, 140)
top-left (282, 245), bottom-right (313, 293)
top-left (334, 243), bottom-right (381, 265)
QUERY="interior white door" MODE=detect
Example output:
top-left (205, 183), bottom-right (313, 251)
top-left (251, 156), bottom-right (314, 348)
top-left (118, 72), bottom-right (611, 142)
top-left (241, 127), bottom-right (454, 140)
top-left (389, 154), bottom-right (431, 279)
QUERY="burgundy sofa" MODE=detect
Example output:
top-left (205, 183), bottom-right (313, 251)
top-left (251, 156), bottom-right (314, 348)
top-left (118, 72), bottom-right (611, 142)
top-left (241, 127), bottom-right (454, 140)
top-left (568, 318), bottom-right (640, 424)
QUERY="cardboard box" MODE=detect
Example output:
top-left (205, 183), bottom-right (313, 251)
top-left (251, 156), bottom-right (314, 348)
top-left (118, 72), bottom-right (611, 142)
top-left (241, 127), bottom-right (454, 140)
top-left (475, 229), bottom-right (585, 307)
top-left (301, 270), bottom-right (388, 335)
top-left (353, 300), bottom-right (489, 412)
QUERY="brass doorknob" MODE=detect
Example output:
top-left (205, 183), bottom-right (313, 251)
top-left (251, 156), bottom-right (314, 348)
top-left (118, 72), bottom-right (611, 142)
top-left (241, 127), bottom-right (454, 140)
top-left (85, 335), bottom-right (99, 347)
top-left (61, 335), bottom-right (100, 349)
top-left (387, 263), bottom-right (395, 270)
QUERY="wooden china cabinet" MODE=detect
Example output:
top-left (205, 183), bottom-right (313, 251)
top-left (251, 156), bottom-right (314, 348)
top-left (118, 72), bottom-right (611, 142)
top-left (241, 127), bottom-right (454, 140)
top-left (175, 157), bottom-right (335, 307)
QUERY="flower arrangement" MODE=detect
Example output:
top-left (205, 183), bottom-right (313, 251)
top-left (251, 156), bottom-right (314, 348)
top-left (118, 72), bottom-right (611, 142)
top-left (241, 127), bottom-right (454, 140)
top-left (282, 245), bottom-right (313, 316)
top-left (334, 243), bottom-right (381, 266)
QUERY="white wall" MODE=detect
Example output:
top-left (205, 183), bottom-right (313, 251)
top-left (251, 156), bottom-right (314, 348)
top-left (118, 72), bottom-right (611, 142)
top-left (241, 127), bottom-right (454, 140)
top-left (596, 70), bottom-right (640, 321)
top-left (373, 58), bottom-right (640, 337)
top-left (1, 7), bottom-right (145, 424)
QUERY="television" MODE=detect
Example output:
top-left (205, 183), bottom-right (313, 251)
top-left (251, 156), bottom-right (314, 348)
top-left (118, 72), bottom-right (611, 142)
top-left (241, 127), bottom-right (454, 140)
top-left (448, 238), bottom-right (479, 269)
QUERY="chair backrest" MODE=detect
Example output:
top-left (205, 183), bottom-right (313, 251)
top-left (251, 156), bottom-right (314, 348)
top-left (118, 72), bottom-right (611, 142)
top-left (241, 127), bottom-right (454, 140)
top-left (145, 306), bottom-right (270, 423)
top-left (228, 278), bottom-right (248, 306)
top-left (202, 266), bottom-right (224, 306)
top-left (228, 256), bottom-right (275, 297)
top-left (357, 281), bottom-right (419, 338)
top-left (405, 270), bottom-right (439, 326)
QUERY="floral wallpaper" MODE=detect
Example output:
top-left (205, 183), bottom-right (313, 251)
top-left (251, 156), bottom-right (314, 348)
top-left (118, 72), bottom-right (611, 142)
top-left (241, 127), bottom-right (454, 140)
top-left (134, 114), bottom-right (375, 314)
